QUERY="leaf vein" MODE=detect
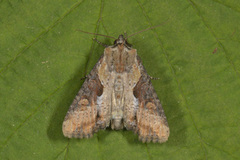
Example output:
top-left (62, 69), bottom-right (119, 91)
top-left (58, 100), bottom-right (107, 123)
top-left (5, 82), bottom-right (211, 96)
top-left (187, 0), bottom-right (240, 79)
top-left (136, 0), bottom-right (207, 158)
top-left (64, 140), bottom-right (70, 160)
top-left (0, 0), bottom-right (85, 75)
top-left (211, 0), bottom-right (240, 13)
top-left (0, 80), bottom-right (70, 152)
top-left (54, 139), bottom-right (70, 160)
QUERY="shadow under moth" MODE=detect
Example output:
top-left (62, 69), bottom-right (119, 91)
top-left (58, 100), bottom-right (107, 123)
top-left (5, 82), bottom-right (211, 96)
top-left (62, 30), bottom-right (170, 143)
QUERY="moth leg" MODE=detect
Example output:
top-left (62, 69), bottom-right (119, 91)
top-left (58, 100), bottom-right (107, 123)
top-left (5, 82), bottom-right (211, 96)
top-left (149, 76), bottom-right (160, 80)
top-left (80, 76), bottom-right (87, 81)
top-left (133, 75), bottom-right (169, 143)
top-left (93, 38), bottom-right (109, 47)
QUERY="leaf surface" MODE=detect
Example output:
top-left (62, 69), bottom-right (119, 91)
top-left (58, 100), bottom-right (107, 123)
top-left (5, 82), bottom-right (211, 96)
top-left (0, 0), bottom-right (240, 159)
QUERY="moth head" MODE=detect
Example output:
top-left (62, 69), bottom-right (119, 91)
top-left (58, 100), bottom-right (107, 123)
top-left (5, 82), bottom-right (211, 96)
top-left (114, 35), bottom-right (132, 48)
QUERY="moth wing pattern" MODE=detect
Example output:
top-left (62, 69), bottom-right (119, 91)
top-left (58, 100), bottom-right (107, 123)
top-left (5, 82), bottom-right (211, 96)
top-left (62, 55), bottom-right (105, 138)
top-left (132, 56), bottom-right (170, 143)
top-left (62, 35), bottom-right (170, 143)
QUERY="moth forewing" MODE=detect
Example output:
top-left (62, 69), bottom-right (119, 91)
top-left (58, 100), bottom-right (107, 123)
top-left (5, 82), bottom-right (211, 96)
top-left (62, 35), bottom-right (169, 143)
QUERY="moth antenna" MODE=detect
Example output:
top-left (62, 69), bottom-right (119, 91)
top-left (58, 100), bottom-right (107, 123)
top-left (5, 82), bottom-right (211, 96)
top-left (76, 29), bottom-right (116, 40)
top-left (126, 19), bottom-right (169, 39)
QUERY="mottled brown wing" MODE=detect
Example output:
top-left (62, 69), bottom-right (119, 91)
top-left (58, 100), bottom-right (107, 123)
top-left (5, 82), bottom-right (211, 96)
top-left (133, 56), bottom-right (170, 143)
top-left (62, 56), bottom-right (104, 138)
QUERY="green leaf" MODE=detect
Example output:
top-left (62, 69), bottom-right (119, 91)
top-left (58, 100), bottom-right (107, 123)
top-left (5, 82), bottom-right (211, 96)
top-left (0, 0), bottom-right (240, 159)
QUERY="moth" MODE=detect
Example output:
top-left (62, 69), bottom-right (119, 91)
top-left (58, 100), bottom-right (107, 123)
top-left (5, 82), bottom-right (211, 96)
top-left (62, 28), bottom-right (170, 143)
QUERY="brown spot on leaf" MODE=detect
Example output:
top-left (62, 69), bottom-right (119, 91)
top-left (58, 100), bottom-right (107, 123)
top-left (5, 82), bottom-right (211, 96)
top-left (212, 48), bottom-right (218, 54)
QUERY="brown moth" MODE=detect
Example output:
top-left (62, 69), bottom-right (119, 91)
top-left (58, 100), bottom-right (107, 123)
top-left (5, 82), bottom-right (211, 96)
top-left (62, 31), bottom-right (170, 143)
